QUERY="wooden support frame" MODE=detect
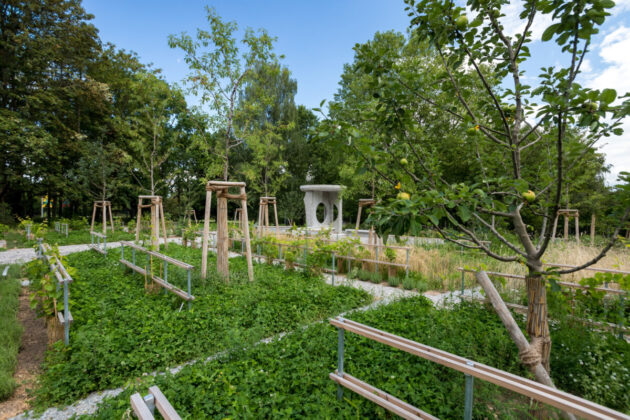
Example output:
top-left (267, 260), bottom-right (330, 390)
top-left (201, 181), bottom-right (253, 282)
top-left (135, 195), bottom-right (168, 250)
top-left (258, 196), bottom-right (279, 236)
top-left (551, 209), bottom-right (580, 242)
top-left (91, 200), bottom-right (115, 235)
top-left (184, 209), bottom-right (197, 226)
top-left (355, 199), bottom-right (376, 230)
top-left (355, 199), bottom-right (380, 248)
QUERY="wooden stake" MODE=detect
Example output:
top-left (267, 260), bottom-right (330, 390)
top-left (91, 203), bottom-right (97, 232)
top-left (102, 200), bottom-right (107, 235)
top-left (108, 202), bottom-right (115, 233)
top-left (240, 186), bottom-right (254, 282)
top-left (151, 199), bottom-right (159, 250)
top-left (563, 215), bottom-right (569, 241)
top-left (216, 193), bottom-right (229, 281)
top-left (575, 215), bottom-right (580, 243)
top-left (590, 214), bottom-right (596, 246)
top-left (201, 190), bottom-right (212, 279)
top-left (273, 200), bottom-right (279, 235)
top-left (135, 198), bottom-right (142, 241)
top-left (160, 200), bottom-right (167, 249)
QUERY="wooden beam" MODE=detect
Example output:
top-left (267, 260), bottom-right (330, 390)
top-left (130, 393), bottom-right (154, 420)
top-left (149, 386), bottom-right (181, 420)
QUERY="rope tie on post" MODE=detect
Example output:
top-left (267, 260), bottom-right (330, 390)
top-left (518, 336), bottom-right (544, 367)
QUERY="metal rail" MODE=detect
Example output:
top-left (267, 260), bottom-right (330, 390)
top-left (330, 317), bottom-right (629, 420)
top-left (119, 241), bottom-right (194, 309)
top-left (89, 231), bottom-right (107, 255)
top-left (39, 241), bottom-right (73, 345)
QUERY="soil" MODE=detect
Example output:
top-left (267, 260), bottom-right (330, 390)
top-left (0, 286), bottom-right (47, 420)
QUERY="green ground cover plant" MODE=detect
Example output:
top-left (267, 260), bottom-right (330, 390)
top-left (0, 265), bottom-right (23, 400)
top-left (30, 244), bottom-right (371, 408)
top-left (87, 299), bottom-right (630, 418)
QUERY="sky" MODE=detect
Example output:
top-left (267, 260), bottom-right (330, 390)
top-left (83, 0), bottom-right (630, 185)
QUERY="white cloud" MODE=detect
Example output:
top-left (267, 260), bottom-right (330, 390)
top-left (611, 0), bottom-right (630, 16)
top-left (499, 1), bottom-right (553, 41)
top-left (585, 26), bottom-right (630, 184)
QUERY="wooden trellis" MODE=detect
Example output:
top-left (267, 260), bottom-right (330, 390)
top-left (551, 209), bottom-right (580, 242)
top-left (201, 181), bottom-right (253, 282)
top-left (258, 196), bottom-right (279, 235)
top-left (136, 195), bottom-right (167, 250)
top-left (184, 209), bottom-right (197, 226)
top-left (91, 200), bottom-right (114, 235)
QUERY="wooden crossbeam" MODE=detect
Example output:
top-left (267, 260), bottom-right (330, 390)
top-left (331, 372), bottom-right (436, 420)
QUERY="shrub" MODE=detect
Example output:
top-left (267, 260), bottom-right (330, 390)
top-left (387, 276), bottom-right (401, 287)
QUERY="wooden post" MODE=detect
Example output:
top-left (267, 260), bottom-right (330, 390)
top-left (216, 192), bottom-right (229, 281)
top-left (264, 201), bottom-right (270, 235)
top-left (590, 214), bottom-right (596, 246)
top-left (273, 200), bottom-right (279, 235)
top-left (563, 214), bottom-right (569, 241)
top-left (575, 214), bottom-right (580, 243)
top-left (355, 205), bottom-right (363, 230)
top-left (201, 190), bottom-right (212, 279)
top-left (159, 199), bottom-right (167, 249)
top-left (108, 202), bottom-right (115, 233)
top-left (91, 203), bottom-right (97, 232)
top-left (241, 186), bottom-right (254, 282)
top-left (258, 201), bottom-right (263, 237)
top-left (151, 199), bottom-right (159, 250)
top-left (102, 201), bottom-right (106, 235)
top-left (135, 198), bottom-right (142, 241)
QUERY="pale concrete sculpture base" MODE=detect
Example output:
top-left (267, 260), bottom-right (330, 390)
top-left (300, 184), bottom-right (344, 232)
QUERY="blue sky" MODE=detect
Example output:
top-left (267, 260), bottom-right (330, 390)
top-left (83, 0), bottom-right (630, 184)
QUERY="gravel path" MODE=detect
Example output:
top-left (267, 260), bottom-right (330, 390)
top-left (0, 238), bottom-right (184, 265)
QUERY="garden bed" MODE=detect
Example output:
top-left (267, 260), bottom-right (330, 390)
top-left (85, 298), bottom-right (630, 418)
top-left (29, 244), bottom-right (371, 408)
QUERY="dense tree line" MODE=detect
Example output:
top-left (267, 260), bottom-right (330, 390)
top-left (0, 0), bottom-right (622, 236)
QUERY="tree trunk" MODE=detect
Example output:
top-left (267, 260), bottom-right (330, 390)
top-left (525, 270), bottom-right (551, 372)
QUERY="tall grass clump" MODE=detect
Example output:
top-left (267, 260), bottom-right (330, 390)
top-left (0, 265), bottom-right (23, 400)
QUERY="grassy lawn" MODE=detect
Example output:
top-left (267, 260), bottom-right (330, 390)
top-left (86, 298), bottom-right (630, 418)
top-left (29, 244), bottom-right (371, 408)
top-left (0, 265), bottom-right (23, 401)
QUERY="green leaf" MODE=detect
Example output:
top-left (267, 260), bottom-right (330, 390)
top-left (541, 24), bottom-right (560, 42)
top-left (600, 88), bottom-right (617, 104)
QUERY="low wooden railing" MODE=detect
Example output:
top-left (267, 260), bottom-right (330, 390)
top-left (38, 241), bottom-right (73, 345)
top-left (130, 386), bottom-right (181, 420)
top-left (119, 241), bottom-right (194, 309)
top-left (89, 231), bottom-right (107, 255)
top-left (330, 317), bottom-right (629, 420)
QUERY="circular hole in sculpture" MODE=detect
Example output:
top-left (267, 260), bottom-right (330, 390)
top-left (316, 202), bottom-right (326, 223)
top-left (332, 203), bottom-right (339, 222)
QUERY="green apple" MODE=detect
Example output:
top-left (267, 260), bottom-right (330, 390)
top-left (400, 158), bottom-right (408, 165)
top-left (397, 192), bottom-right (410, 200)
top-left (455, 15), bottom-right (468, 31)
top-left (522, 190), bottom-right (536, 202)
top-left (456, 15), bottom-right (468, 30)
top-left (587, 101), bottom-right (599, 113)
